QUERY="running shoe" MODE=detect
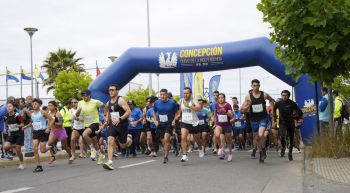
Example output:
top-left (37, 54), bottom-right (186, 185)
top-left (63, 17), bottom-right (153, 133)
top-left (79, 153), bottom-right (87, 159)
top-left (212, 148), bottom-right (217, 155)
top-left (90, 149), bottom-right (97, 161)
top-left (144, 149), bottom-right (151, 156)
top-left (163, 157), bottom-right (169, 164)
top-left (51, 145), bottom-right (58, 155)
top-left (227, 154), bottom-right (233, 162)
top-left (33, 165), bottom-right (43, 173)
top-left (48, 156), bottom-right (56, 164)
top-left (217, 148), bottom-right (223, 156)
top-left (17, 164), bottom-right (25, 170)
top-left (103, 160), bottom-right (114, 170)
top-left (181, 154), bottom-right (189, 162)
top-left (251, 149), bottom-right (257, 159)
top-left (280, 148), bottom-right (286, 157)
top-left (288, 152), bottom-right (293, 161)
top-left (69, 156), bottom-right (75, 164)
top-left (113, 153), bottom-right (120, 158)
top-left (199, 149), bottom-right (205, 158)
top-left (219, 152), bottom-right (225, 160)
top-left (97, 155), bottom-right (105, 165)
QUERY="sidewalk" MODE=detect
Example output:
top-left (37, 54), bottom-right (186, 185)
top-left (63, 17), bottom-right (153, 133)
top-left (304, 146), bottom-right (350, 193)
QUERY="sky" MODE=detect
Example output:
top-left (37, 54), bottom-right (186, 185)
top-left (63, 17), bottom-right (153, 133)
top-left (0, 0), bottom-right (292, 103)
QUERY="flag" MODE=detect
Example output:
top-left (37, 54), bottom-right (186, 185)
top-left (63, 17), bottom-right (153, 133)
top-left (209, 75), bottom-right (221, 102)
top-left (96, 63), bottom-right (101, 77)
top-left (21, 68), bottom-right (32, 80)
top-left (180, 73), bottom-right (193, 98)
top-left (193, 72), bottom-right (204, 99)
top-left (34, 66), bottom-right (44, 80)
top-left (6, 68), bottom-right (19, 82)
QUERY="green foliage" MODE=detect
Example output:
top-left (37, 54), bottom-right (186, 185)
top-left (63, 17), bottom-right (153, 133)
top-left (124, 87), bottom-right (156, 109)
top-left (173, 95), bottom-right (181, 102)
top-left (332, 74), bottom-right (350, 98)
top-left (42, 49), bottom-right (85, 93)
top-left (257, 0), bottom-right (350, 84)
top-left (53, 70), bottom-right (92, 104)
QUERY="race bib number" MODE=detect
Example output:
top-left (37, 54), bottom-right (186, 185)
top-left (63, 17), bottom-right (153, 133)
top-left (159, 115), bottom-right (168, 123)
top-left (32, 122), bottom-right (43, 131)
top-left (199, 120), bottom-right (205, 125)
top-left (84, 115), bottom-right (93, 123)
top-left (182, 113), bottom-right (193, 122)
top-left (218, 115), bottom-right (228, 123)
top-left (110, 112), bottom-right (120, 121)
top-left (252, 104), bottom-right (263, 113)
top-left (235, 121), bottom-right (242, 127)
top-left (8, 124), bottom-right (19, 132)
top-left (74, 121), bottom-right (84, 130)
top-left (128, 118), bottom-right (134, 122)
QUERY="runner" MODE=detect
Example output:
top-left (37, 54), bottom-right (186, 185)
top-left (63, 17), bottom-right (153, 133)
top-left (45, 101), bottom-right (72, 164)
top-left (70, 97), bottom-right (86, 162)
top-left (176, 87), bottom-right (203, 162)
top-left (241, 79), bottom-right (275, 163)
top-left (103, 84), bottom-right (132, 170)
top-left (213, 93), bottom-right (234, 161)
top-left (210, 90), bottom-right (220, 154)
top-left (3, 102), bottom-right (25, 169)
top-left (141, 97), bottom-right (152, 154)
top-left (60, 100), bottom-right (72, 149)
top-left (153, 88), bottom-right (178, 164)
top-left (76, 89), bottom-right (103, 162)
top-left (96, 108), bottom-right (107, 164)
top-left (145, 97), bottom-right (157, 157)
top-left (127, 100), bottom-right (143, 158)
top-left (30, 98), bottom-right (54, 172)
top-left (273, 90), bottom-right (303, 161)
top-left (232, 104), bottom-right (246, 150)
top-left (197, 99), bottom-right (210, 153)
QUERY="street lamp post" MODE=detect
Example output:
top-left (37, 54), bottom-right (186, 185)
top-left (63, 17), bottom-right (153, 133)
top-left (146, 0), bottom-right (152, 96)
top-left (24, 27), bottom-right (38, 98)
top-left (156, 73), bottom-right (159, 96)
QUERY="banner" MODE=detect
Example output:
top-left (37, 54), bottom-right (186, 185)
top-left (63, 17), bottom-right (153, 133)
top-left (193, 72), bottom-right (204, 99)
top-left (96, 61), bottom-right (101, 77)
top-left (6, 68), bottom-right (19, 82)
top-left (180, 73), bottom-right (193, 97)
top-left (209, 75), bottom-right (221, 102)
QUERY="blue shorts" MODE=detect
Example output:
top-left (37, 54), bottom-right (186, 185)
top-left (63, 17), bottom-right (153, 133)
top-left (250, 118), bottom-right (268, 133)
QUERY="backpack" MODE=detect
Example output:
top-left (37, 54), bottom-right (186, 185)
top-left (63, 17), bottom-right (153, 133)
top-left (338, 99), bottom-right (349, 120)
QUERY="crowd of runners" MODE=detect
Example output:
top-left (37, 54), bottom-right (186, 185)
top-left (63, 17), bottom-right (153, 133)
top-left (0, 79), bottom-right (305, 172)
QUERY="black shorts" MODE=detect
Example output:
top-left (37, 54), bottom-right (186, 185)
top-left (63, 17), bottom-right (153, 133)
top-left (156, 125), bottom-right (173, 139)
top-left (141, 125), bottom-right (149, 132)
top-left (215, 126), bottom-right (232, 134)
top-left (107, 123), bottom-right (128, 144)
top-left (33, 130), bottom-right (49, 142)
top-left (86, 123), bottom-right (100, 138)
top-left (180, 122), bottom-right (200, 134)
top-left (6, 131), bottom-right (24, 146)
top-left (73, 129), bottom-right (85, 136)
top-left (198, 124), bottom-right (210, 133)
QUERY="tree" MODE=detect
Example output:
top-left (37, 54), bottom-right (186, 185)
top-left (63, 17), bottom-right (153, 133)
top-left (42, 49), bottom-right (85, 93)
top-left (332, 74), bottom-right (350, 99)
top-left (124, 87), bottom-right (156, 109)
top-left (257, 0), bottom-right (350, 129)
top-left (53, 70), bottom-right (92, 104)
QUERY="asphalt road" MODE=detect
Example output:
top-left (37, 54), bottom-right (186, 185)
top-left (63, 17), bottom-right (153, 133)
top-left (0, 150), bottom-right (303, 193)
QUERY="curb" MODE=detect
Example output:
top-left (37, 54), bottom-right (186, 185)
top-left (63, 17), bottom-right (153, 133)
top-left (0, 153), bottom-right (70, 168)
top-left (303, 145), bottom-right (315, 193)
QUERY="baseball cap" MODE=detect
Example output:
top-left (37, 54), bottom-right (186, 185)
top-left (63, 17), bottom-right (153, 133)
top-left (81, 89), bottom-right (91, 96)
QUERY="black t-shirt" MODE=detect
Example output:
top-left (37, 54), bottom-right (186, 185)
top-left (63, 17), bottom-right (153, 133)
top-left (274, 99), bottom-right (302, 122)
top-left (4, 112), bottom-right (23, 132)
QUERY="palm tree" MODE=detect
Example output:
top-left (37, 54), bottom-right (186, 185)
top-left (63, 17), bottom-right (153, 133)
top-left (42, 49), bottom-right (85, 93)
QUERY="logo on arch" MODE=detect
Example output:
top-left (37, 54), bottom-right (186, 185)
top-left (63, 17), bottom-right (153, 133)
top-left (159, 52), bottom-right (178, 68)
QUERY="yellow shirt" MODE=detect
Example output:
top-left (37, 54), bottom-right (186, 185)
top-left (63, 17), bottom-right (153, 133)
top-left (78, 99), bottom-right (103, 127)
top-left (60, 107), bottom-right (72, 127)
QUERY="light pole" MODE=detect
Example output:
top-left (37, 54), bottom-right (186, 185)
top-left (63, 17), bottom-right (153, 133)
top-left (238, 68), bottom-right (242, 103)
top-left (156, 73), bottom-right (159, 96)
top-left (262, 75), bottom-right (270, 91)
top-left (146, 0), bottom-right (152, 96)
top-left (24, 27), bottom-right (38, 98)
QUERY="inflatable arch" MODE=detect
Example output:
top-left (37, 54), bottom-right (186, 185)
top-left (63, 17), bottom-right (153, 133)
top-left (89, 37), bottom-right (319, 143)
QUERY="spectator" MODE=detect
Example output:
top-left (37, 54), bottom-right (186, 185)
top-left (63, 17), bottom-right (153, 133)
top-left (318, 87), bottom-right (330, 136)
top-left (333, 90), bottom-right (343, 136)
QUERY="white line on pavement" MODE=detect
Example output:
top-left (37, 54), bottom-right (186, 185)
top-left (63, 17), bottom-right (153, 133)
top-left (0, 187), bottom-right (33, 193)
top-left (118, 160), bottom-right (156, 169)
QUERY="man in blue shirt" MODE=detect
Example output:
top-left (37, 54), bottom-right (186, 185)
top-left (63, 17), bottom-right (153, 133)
top-left (153, 88), bottom-right (178, 164)
top-left (210, 90), bottom-right (219, 154)
top-left (146, 96), bottom-right (158, 157)
top-left (127, 100), bottom-right (143, 158)
top-left (318, 87), bottom-right (330, 136)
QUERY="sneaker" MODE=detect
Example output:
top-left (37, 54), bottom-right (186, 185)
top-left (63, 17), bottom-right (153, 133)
top-left (212, 148), bottom-right (217, 155)
top-left (69, 156), bottom-right (75, 164)
top-left (217, 148), bottom-right (223, 156)
top-left (113, 153), bottom-right (120, 158)
top-left (90, 149), bottom-right (97, 161)
top-left (150, 152), bottom-right (157, 157)
top-left (259, 151), bottom-right (264, 163)
top-left (145, 149), bottom-right (151, 156)
top-left (280, 148), bottom-right (286, 157)
top-left (181, 154), bottom-right (188, 162)
top-left (288, 152), bottom-right (293, 161)
top-left (51, 145), bottom-right (58, 155)
top-left (79, 154), bottom-right (87, 159)
top-left (227, 154), bottom-right (233, 162)
top-left (48, 156), bottom-right (56, 164)
top-left (163, 157), bottom-right (169, 164)
top-left (33, 165), bottom-right (43, 173)
top-left (199, 149), bottom-right (205, 158)
top-left (187, 146), bottom-right (193, 153)
top-left (17, 164), bottom-right (25, 170)
top-left (251, 149), bottom-right (257, 159)
top-left (97, 155), bottom-right (105, 165)
top-left (174, 149), bottom-right (179, 157)
top-left (103, 160), bottom-right (114, 170)
top-left (219, 152), bottom-right (225, 160)
top-left (262, 148), bottom-right (267, 160)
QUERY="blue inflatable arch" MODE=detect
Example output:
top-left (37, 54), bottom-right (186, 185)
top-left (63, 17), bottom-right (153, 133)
top-left (90, 37), bottom-right (319, 143)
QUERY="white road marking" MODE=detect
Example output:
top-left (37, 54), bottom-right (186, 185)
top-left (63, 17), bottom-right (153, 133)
top-left (118, 160), bottom-right (156, 169)
top-left (0, 187), bottom-right (33, 193)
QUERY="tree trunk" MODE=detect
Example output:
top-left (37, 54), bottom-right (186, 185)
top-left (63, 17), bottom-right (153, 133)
top-left (328, 85), bottom-right (334, 131)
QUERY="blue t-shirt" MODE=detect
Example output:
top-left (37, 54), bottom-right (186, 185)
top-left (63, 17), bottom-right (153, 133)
top-left (210, 102), bottom-right (217, 113)
top-left (146, 108), bottom-right (156, 129)
top-left (154, 99), bottom-right (178, 126)
top-left (197, 108), bottom-right (209, 125)
top-left (232, 111), bottom-right (246, 129)
top-left (0, 105), bottom-right (6, 132)
top-left (128, 107), bottom-right (143, 130)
